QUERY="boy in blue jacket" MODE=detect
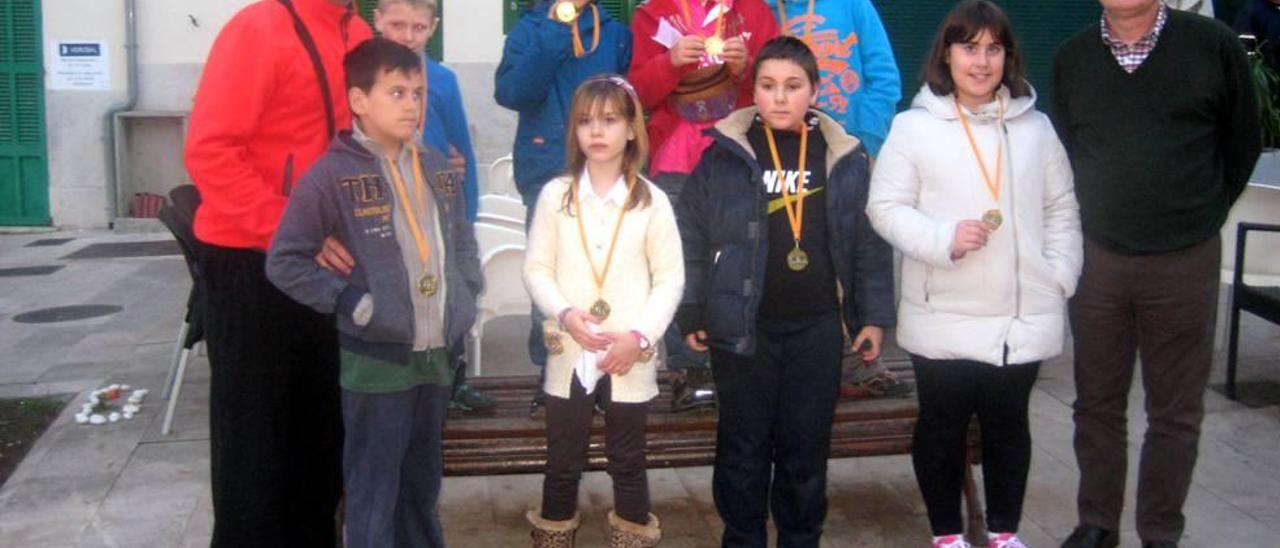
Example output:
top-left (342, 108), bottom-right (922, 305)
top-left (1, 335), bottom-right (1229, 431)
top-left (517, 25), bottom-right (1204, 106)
top-left (495, 0), bottom-right (631, 414)
top-left (372, 0), bottom-right (495, 414)
top-left (765, 0), bottom-right (900, 156)
top-left (267, 38), bottom-right (482, 547)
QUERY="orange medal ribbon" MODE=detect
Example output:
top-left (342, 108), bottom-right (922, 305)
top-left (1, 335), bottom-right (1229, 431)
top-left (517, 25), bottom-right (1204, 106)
top-left (953, 96), bottom-right (1006, 230)
top-left (384, 146), bottom-right (439, 296)
top-left (775, 0), bottom-right (816, 42)
top-left (764, 122), bottom-right (812, 271)
top-left (571, 174), bottom-right (636, 320)
top-left (680, 0), bottom-right (727, 55)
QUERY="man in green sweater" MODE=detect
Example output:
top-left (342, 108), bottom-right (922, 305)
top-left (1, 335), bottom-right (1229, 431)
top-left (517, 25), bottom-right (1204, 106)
top-left (1052, 2), bottom-right (1260, 548)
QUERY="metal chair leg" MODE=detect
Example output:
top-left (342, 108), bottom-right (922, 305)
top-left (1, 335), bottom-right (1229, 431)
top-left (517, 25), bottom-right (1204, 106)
top-left (161, 341), bottom-right (198, 435)
top-left (1226, 304), bottom-right (1243, 401)
top-left (162, 322), bottom-right (190, 400)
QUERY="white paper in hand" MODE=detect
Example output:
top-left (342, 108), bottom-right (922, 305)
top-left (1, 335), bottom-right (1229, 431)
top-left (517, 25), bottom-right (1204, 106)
top-left (575, 323), bottom-right (605, 394)
top-left (652, 17), bottom-right (683, 49)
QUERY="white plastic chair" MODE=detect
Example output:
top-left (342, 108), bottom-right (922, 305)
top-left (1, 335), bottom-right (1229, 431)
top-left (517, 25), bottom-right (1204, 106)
top-left (471, 244), bottom-right (531, 376)
top-left (473, 221), bottom-right (525, 258)
top-left (479, 193), bottom-right (527, 221)
top-left (476, 212), bottom-right (525, 232)
top-left (486, 154), bottom-right (517, 197)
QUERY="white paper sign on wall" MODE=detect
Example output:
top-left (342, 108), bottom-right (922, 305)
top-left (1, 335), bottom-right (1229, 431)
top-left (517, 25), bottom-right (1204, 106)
top-left (48, 41), bottom-right (110, 91)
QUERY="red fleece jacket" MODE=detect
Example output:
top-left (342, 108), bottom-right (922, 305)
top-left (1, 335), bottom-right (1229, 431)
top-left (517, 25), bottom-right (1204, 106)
top-left (628, 0), bottom-right (778, 169)
top-left (184, 0), bottom-right (371, 250)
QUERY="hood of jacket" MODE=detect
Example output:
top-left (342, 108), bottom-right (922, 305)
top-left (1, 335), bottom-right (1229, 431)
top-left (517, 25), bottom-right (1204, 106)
top-left (712, 106), bottom-right (863, 173)
top-left (910, 82), bottom-right (1037, 125)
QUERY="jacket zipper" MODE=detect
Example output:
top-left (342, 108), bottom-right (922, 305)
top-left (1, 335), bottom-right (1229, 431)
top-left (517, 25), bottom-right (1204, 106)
top-left (1002, 119), bottom-right (1022, 320)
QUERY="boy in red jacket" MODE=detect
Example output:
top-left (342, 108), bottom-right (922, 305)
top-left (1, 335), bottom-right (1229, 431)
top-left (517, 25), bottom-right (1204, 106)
top-left (628, 0), bottom-right (777, 411)
top-left (182, 0), bottom-right (370, 545)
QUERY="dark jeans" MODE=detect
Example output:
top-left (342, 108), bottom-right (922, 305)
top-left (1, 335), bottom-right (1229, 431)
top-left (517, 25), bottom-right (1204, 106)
top-left (1070, 236), bottom-right (1221, 542)
top-left (200, 244), bottom-right (343, 547)
top-left (542, 374), bottom-right (652, 525)
top-left (341, 384), bottom-right (451, 548)
top-left (910, 355), bottom-right (1041, 536)
top-left (522, 188), bottom-right (548, 369)
top-left (710, 312), bottom-right (843, 548)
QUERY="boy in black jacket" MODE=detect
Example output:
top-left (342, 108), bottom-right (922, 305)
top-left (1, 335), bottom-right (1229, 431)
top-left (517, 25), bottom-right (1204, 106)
top-left (674, 36), bottom-right (895, 547)
top-left (266, 38), bottom-right (482, 547)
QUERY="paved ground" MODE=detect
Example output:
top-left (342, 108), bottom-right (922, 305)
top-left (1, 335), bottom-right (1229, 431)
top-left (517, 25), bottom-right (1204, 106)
top-left (0, 229), bottom-right (1278, 547)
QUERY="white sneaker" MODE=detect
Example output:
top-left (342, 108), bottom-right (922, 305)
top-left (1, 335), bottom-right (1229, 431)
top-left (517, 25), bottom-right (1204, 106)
top-left (988, 532), bottom-right (1028, 548)
top-left (933, 534), bottom-right (972, 548)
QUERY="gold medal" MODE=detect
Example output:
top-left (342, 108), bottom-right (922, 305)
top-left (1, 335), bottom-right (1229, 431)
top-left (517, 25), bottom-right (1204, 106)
top-left (418, 274), bottom-right (438, 297)
top-left (982, 209), bottom-right (1003, 231)
top-left (787, 246), bottom-right (809, 271)
top-left (955, 97), bottom-right (1007, 232)
top-left (554, 1), bottom-right (578, 23)
top-left (545, 331), bottom-right (565, 355)
top-left (590, 298), bottom-right (612, 321)
top-left (764, 122), bottom-right (812, 273)
top-left (704, 35), bottom-right (725, 57)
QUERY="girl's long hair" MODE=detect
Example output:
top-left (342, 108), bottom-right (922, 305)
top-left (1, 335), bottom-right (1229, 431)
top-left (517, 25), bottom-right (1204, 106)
top-left (562, 75), bottom-right (651, 213)
top-left (920, 0), bottom-right (1030, 99)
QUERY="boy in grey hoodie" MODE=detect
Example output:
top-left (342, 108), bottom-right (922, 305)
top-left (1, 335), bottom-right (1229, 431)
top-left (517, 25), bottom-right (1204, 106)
top-left (266, 38), bottom-right (481, 547)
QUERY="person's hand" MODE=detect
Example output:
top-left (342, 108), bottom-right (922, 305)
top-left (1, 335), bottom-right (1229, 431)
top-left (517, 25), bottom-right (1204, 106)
top-left (448, 145), bottom-right (466, 176)
top-left (684, 330), bottom-right (709, 352)
top-left (597, 331), bottom-right (641, 375)
top-left (721, 36), bottom-right (748, 75)
top-left (851, 325), bottom-right (884, 362)
top-left (950, 220), bottom-right (991, 261)
top-left (670, 35), bottom-right (705, 67)
top-left (562, 308), bottom-right (610, 351)
top-left (316, 236), bottom-right (355, 276)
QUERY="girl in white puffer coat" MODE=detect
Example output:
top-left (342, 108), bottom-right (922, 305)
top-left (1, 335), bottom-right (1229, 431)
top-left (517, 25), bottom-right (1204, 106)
top-left (865, 2), bottom-right (1082, 547)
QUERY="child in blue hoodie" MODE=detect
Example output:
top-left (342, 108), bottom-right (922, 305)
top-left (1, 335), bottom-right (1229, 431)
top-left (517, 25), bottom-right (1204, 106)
top-left (765, 0), bottom-right (901, 156)
top-left (495, 0), bottom-right (632, 412)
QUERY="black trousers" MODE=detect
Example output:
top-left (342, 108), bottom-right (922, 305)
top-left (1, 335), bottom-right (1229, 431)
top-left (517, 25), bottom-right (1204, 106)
top-left (1070, 236), bottom-right (1221, 541)
top-left (541, 374), bottom-right (652, 524)
top-left (342, 384), bottom-right (451, 548)
top-left (201, 244), bottom-right (343, 547)
top-left (710, 312), bottom-right (843, 548)
top-left (910, 355), bottom-right (1041, 536)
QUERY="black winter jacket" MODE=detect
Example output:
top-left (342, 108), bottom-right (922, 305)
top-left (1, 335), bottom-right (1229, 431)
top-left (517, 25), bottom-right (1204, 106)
top-left (674, 107), bottom-right (896, 355)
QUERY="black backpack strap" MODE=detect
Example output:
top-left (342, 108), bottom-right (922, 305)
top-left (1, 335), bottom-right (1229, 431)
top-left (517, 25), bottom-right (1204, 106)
top-left (278, 0), bottom-right (336, 139)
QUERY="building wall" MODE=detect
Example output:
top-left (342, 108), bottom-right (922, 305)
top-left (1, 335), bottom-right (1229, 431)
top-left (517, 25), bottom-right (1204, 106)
top-left (42, 0), bottom-right (512, 228)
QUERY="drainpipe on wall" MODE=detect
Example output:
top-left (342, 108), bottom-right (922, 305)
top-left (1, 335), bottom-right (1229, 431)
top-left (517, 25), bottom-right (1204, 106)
top-left (104, 0), bottom-right (139, 228)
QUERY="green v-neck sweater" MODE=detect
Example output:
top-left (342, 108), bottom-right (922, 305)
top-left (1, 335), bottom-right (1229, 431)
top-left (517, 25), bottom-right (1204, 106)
top-left (1051, 10), bottom-right (1260, 255)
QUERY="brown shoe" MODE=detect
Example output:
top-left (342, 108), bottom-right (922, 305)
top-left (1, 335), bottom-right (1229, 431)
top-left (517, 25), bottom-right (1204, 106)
top-left (607, 510), bottom-right (661, 547)
top-left (527, 509), bottom-right (579, 548)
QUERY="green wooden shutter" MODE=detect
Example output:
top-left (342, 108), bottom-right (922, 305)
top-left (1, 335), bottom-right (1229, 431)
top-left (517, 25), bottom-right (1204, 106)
top-left (872, 1), bottom-right (1101, 114)
top-left (0, 0), bottom-right (49, 226)
top-left (357, 0), bottom-right (445, 61)
top-left (597, 0), bottom-right (638, 25)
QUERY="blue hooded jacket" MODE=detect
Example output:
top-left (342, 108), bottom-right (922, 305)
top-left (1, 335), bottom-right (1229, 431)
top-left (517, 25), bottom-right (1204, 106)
top-left (494, 1), bottom-right (632, 200)
top-left (764, 0), bottom-right (901, 156)
top-left (423, 57), bottom-right (479, 221)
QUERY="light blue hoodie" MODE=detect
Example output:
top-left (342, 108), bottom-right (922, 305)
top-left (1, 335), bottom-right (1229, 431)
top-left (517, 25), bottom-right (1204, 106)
top-left (764, 0), bottom-right (901, 156)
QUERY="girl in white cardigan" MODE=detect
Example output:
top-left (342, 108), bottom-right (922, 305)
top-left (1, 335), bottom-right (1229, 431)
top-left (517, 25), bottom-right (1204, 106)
top-left (866, 2), bottom-right (1082, 548)
top-left (522, 75), bottom-right (684, 548)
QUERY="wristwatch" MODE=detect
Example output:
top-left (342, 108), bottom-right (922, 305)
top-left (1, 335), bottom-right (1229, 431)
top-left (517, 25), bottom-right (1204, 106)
top-left (631, 330), bottom-right (656, 363)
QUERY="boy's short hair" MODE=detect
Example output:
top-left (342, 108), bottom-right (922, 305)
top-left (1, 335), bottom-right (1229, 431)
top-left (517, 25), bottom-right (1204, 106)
top-left (344, 37), bottom-right (423, 93)
top-left (377, 0), bottom-right (437, 15)
top-left (752, 36), bottom-right (820, 88)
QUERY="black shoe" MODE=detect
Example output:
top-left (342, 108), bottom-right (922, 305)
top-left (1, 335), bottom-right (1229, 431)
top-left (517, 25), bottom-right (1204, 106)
top-left (671, 367), bottom-right (716, 412)
top-left (451, 381), bottom-right (496, 415)
top-left (1141, 541), bottom-right (1177, 548)
top-left (1061, 525), bottom-right (1119, 548)
top-left (529, 390), bottom-right (546, 419)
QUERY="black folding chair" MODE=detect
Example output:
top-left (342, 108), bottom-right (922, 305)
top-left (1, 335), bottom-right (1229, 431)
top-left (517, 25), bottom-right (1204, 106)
top-left (1225, 222), bottom-right (1280, 400)
top-left (157, 185), bottom-right (204, 434)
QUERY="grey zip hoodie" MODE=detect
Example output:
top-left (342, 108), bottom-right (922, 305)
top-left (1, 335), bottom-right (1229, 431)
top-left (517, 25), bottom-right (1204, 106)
top-left (266, 132), bottom-right (483, 364)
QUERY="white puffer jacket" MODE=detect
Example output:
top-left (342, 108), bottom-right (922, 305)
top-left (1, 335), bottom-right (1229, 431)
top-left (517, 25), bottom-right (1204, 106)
top-left (867, 84), bottom-right (1082, 366)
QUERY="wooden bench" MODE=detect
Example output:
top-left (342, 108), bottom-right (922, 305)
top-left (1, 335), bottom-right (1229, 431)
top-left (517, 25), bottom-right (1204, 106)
top-left (442, 358), bottom-right (987, 537)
